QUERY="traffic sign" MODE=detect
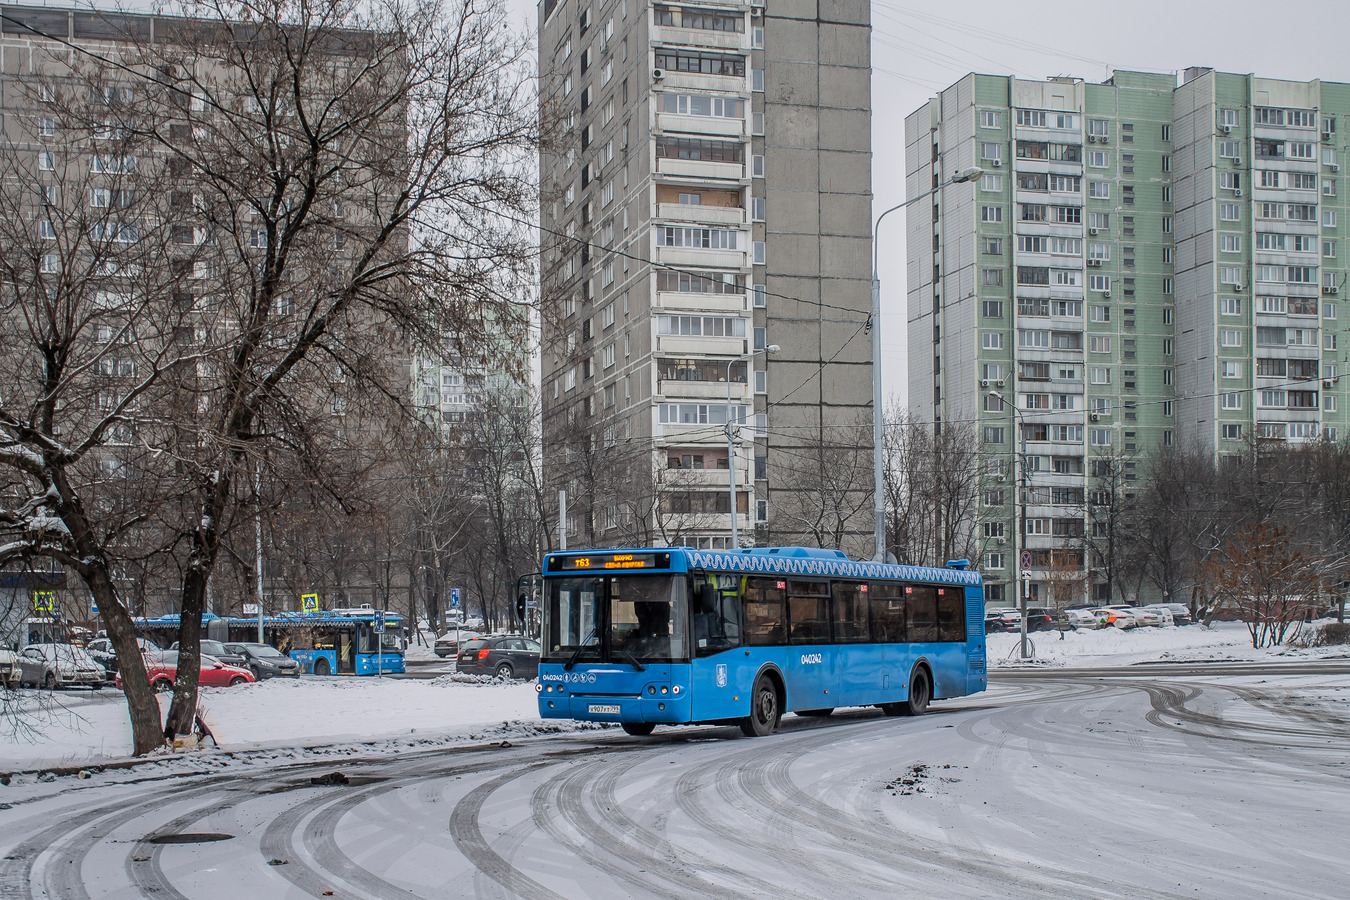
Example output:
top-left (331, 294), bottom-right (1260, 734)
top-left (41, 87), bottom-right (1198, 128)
top-left (243, 602), bottom-right (260, 615)
top-left (301, 593), bottom-right (319, 612)
top-left (1020, 550), bottom-right (1033, 571)
top-left (33, 589), bottom-right (55, 613)
top-left (373, 610), bottom-right (386, 634)
top-left (450, 588), bottom-right (461, 609)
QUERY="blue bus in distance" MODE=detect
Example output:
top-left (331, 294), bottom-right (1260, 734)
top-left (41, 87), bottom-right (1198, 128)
top-left (536, 546), bottom-right (986, 736)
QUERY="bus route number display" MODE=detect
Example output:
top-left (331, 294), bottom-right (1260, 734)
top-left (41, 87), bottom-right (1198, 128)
top-left (555, 552), bottom-right (668, 571)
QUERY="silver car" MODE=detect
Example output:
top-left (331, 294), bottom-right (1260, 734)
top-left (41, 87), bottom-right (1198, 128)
top-left (18, 643), bottom-right (106, 689)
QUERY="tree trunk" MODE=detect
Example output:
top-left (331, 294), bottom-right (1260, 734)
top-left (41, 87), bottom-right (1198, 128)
top-left (164, 560), bottom-right (211, 738)
top-left (88, 570), bottom-right (163, 755)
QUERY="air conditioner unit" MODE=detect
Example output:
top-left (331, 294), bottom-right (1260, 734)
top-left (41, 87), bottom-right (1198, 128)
top-left (981, 378), bottom-right (990, 387)
top-left (996, 474), bottom-right (1006, 482)
top-left (1231, 157), bottom-right (1241, 166)
top-left (1232, 282), bottom-right (1242, 291)
top-left (1333, 164), bottom-right (1341, 172)
top-left (1220, 124), bottom-right (1231, 134)
top-left (1103, 289), bottom-right (1111, 298)
top-left (652, 68), bottom-right (664, 80)
top-left (996, 536), bottom-right (1007, 544)
top-left (1324, 285), bottom-right (1339, 294)
top-left (751, 7), bottom-right (763, 16)
top-left (997, 379), bottom-right (1006, 387)
top-left (991, 158), bottom-right (1002, 167)
top-left (1325, 379), bottom-right (1337, 389)
top-left (1088, 259), bottom-right (1101, 267)
top-left (1089, 227), bottom-right (1099, 235)
top-left (1099, 138), bottom-right (1109, 145)
top-left (1089, 413), bottom-right (1100, 422)
top-left (1233, 188), bottom-right (1242, 197)
top-left (1088, 135), bottom-right (1097, 143)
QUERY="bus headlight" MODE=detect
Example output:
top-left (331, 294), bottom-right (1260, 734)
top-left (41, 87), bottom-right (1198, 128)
top-left (536, 684), bottom-right (544, 692)
top-left (671, 685), bottom-right (681, 695)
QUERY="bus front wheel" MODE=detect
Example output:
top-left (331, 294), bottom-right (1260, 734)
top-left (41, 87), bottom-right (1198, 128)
top-left (313, 658), bottom-right (331, 676)
top-left (740, 673), bottom-right (781, 737)
top-left (621, 722), bottom-right (655, 736)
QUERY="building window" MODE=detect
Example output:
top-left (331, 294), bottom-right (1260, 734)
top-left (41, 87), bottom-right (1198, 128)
top-left (1223, 424), bottom-right (1243, 441)
top-left (980, 142), bottom-right (1002, 162)
top-left (980, 110), bottom-right (1002, 128)
top-left (1221, 329), bottom-right (1241, 347)
top-left (982, 332), bottom-right (1004, 350)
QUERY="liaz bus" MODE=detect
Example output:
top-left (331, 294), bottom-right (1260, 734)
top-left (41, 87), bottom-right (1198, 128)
top-left (224, 609), bottom-right (406, 676)
top-left (536, 546), bottom-right (986, 737)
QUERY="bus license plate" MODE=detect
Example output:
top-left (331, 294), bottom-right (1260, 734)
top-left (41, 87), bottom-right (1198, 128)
top-left (588, 704), bottom-right (621, 715)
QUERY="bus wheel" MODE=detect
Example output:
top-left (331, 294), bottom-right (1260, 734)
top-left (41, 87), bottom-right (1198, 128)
top-left (797, 708), bottom-right (834, 717)
top-left (740, 673), bottom-right (781, 737)
top-left (899, 667), bottom-right (931, 716)
top-left (621, 722), bottom-right (655, 736)
top-left (313, 658), bottom-right (331, 676)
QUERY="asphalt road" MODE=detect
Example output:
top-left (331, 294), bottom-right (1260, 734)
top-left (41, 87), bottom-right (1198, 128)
top-left (2, 663), bottom-right (1348, 899)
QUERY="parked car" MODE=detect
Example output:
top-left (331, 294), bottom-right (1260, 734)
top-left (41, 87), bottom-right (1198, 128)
top-left (1160, 603), bottom-right (1194, 626)
top-left (170, 639), bottom-right (249, 670)
top-left (115, 652), bottom-right (255, 691)
top-left (224, 642), bottom-right (302, 679)
top-left (1094, 607), bottom-right (1138, 629)
top-left (1135, 606), bottom-right (1175, 627)
top-left (1062, 606), bottom-right (1102, 629)
top-left (85, 637), bottom-right (164, 675)
top-left (435, 630), bottom-right (483, 658)
top-left (17, 643), bottom-right (106, 689)
top-left (0, 647), bottom-right (21, 690)
top-left (456, 635), bottom-right (541, 680)
top-left (983, 612), bottom-right (1008, 633)
top-left (986, 607), bottom-right (1022, 631)
top-left (1024, 607), bottom-right (1055, 631)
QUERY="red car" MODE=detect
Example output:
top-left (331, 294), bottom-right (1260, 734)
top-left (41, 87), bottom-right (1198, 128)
top-left (115, 652), bottom-right (256, 691)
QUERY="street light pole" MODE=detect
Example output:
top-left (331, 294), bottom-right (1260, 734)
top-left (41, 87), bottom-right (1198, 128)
top-left (870, 166), bottom-right (983, 561)
top-left (727, 344), bottom-right (779, 549)
top-left (990, 389), bottom-right (1030, 659)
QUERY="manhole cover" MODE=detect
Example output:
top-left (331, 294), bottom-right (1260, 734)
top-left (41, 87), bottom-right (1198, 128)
top-left (144, 833), bottom-right (235, 845)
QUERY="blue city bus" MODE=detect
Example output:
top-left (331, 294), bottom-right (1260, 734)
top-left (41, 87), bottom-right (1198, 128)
top-left (536, 547), bottom-right (986, 736)
top-left (225, 609), bottom-right (406, 676)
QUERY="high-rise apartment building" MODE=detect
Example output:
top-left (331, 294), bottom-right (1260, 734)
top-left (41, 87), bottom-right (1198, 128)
top-left (908, 69), bottom-right (1350, 607)
top-left (538, 0), bottom-right (874, 554)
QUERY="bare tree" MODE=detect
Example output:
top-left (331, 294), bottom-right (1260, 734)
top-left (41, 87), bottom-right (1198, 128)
top-left (1198, 522), bottom-right (1323, 647)
top-left (882, 403), bottom-right (980, 567)
top-left (0, 0), bottom-right (535, 752)
top-left (770, 419), bottom-right (874, 555)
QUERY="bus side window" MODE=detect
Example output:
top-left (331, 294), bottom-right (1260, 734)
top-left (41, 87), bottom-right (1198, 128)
top-left (693, 577), bottom-right (741, 656)
top-left (742, 576), bottom-right (785, 646)
top-left (831, 582), bottom-right (869, 643)
top-left (869, 582), bottom-right (906, 642)
top-left (906, 585), bottom-right (939, 643)
top-left (787, 580), bottom-right (830, 644)
top-left (936, 588), bottom-right (966, 642)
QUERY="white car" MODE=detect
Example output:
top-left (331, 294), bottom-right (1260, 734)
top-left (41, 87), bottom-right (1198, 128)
top-left (1063, 608), bottom-right (1103, 629)
top-left (1135, 606), bottom-right (1174, 627)
top-left (0, 647), bottom-right (21, 689)
top-left (18, 643), bottom-right (106, 689)
top-left (1094, 607), bottom-right (1138, 629)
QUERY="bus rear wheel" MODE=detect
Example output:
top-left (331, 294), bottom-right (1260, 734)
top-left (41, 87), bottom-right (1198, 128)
top-left (740, 673), bottom-right (781, 737)
top-left (313, 658), bottom-right (331, 676)
top-left (900, 667), bottom-right (931, 716)
top-left (797, 708), bottom-right (834, 717)
top-left (621, 722), bottom-right (655, 736)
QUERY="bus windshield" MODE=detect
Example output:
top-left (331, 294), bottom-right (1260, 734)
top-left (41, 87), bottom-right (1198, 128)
top-left (544, 574), bottom-right (689, 664)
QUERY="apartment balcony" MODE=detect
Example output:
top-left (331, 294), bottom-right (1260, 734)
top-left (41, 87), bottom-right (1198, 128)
top-left (657, 334), bottom-right (746, 356)
top-left (656, 291), bottom-right (748, 313)
top-left (657, 202), bottom-right (747, 226)
top-left (659, 378), bottom-right (747, 401)
top-left (656, 70), bottom-right (748, 94)
top-left (651, 27), bottom-right (750, 52)
top-left (654, 245), bottom-right (747, 269)
top-left (658, 112), bottom-right (746, 138)
top-left (656, 156), bottom-right (745, 181)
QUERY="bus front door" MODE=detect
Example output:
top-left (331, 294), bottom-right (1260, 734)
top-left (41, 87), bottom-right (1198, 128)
top-left (338, 632), bottom-right (355, 673)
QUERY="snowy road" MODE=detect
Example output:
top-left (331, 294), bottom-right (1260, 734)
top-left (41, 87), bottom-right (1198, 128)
top-left (3, 665), bottom-right (1349, 899)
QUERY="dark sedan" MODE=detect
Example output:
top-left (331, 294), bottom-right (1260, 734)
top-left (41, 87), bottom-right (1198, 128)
top-left (170, 639), bottom-right (250, 670)
top-left (224, 642), bottom-right (302, 679)
top-left (456, 636), bottom-right (541, 680)
top-left (1024, 607), bottom-right (1056, 632)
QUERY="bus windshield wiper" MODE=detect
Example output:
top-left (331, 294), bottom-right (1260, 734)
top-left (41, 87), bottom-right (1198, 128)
top-left (563, 631), bottom-right (596, 671)
top-left (614, 646), bottom-right (646, 672)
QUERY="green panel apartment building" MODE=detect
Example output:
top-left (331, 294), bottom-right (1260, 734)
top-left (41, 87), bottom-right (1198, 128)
top-left (907, 69), bottom-right (1350, 607)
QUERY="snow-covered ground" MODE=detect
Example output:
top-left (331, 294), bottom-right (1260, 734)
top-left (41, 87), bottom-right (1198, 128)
top-left (1, 622), bottom-right (1345, 772)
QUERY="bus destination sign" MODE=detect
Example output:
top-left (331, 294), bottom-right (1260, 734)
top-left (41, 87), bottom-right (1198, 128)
top-left (553, 552), bottom-right (670, 571)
